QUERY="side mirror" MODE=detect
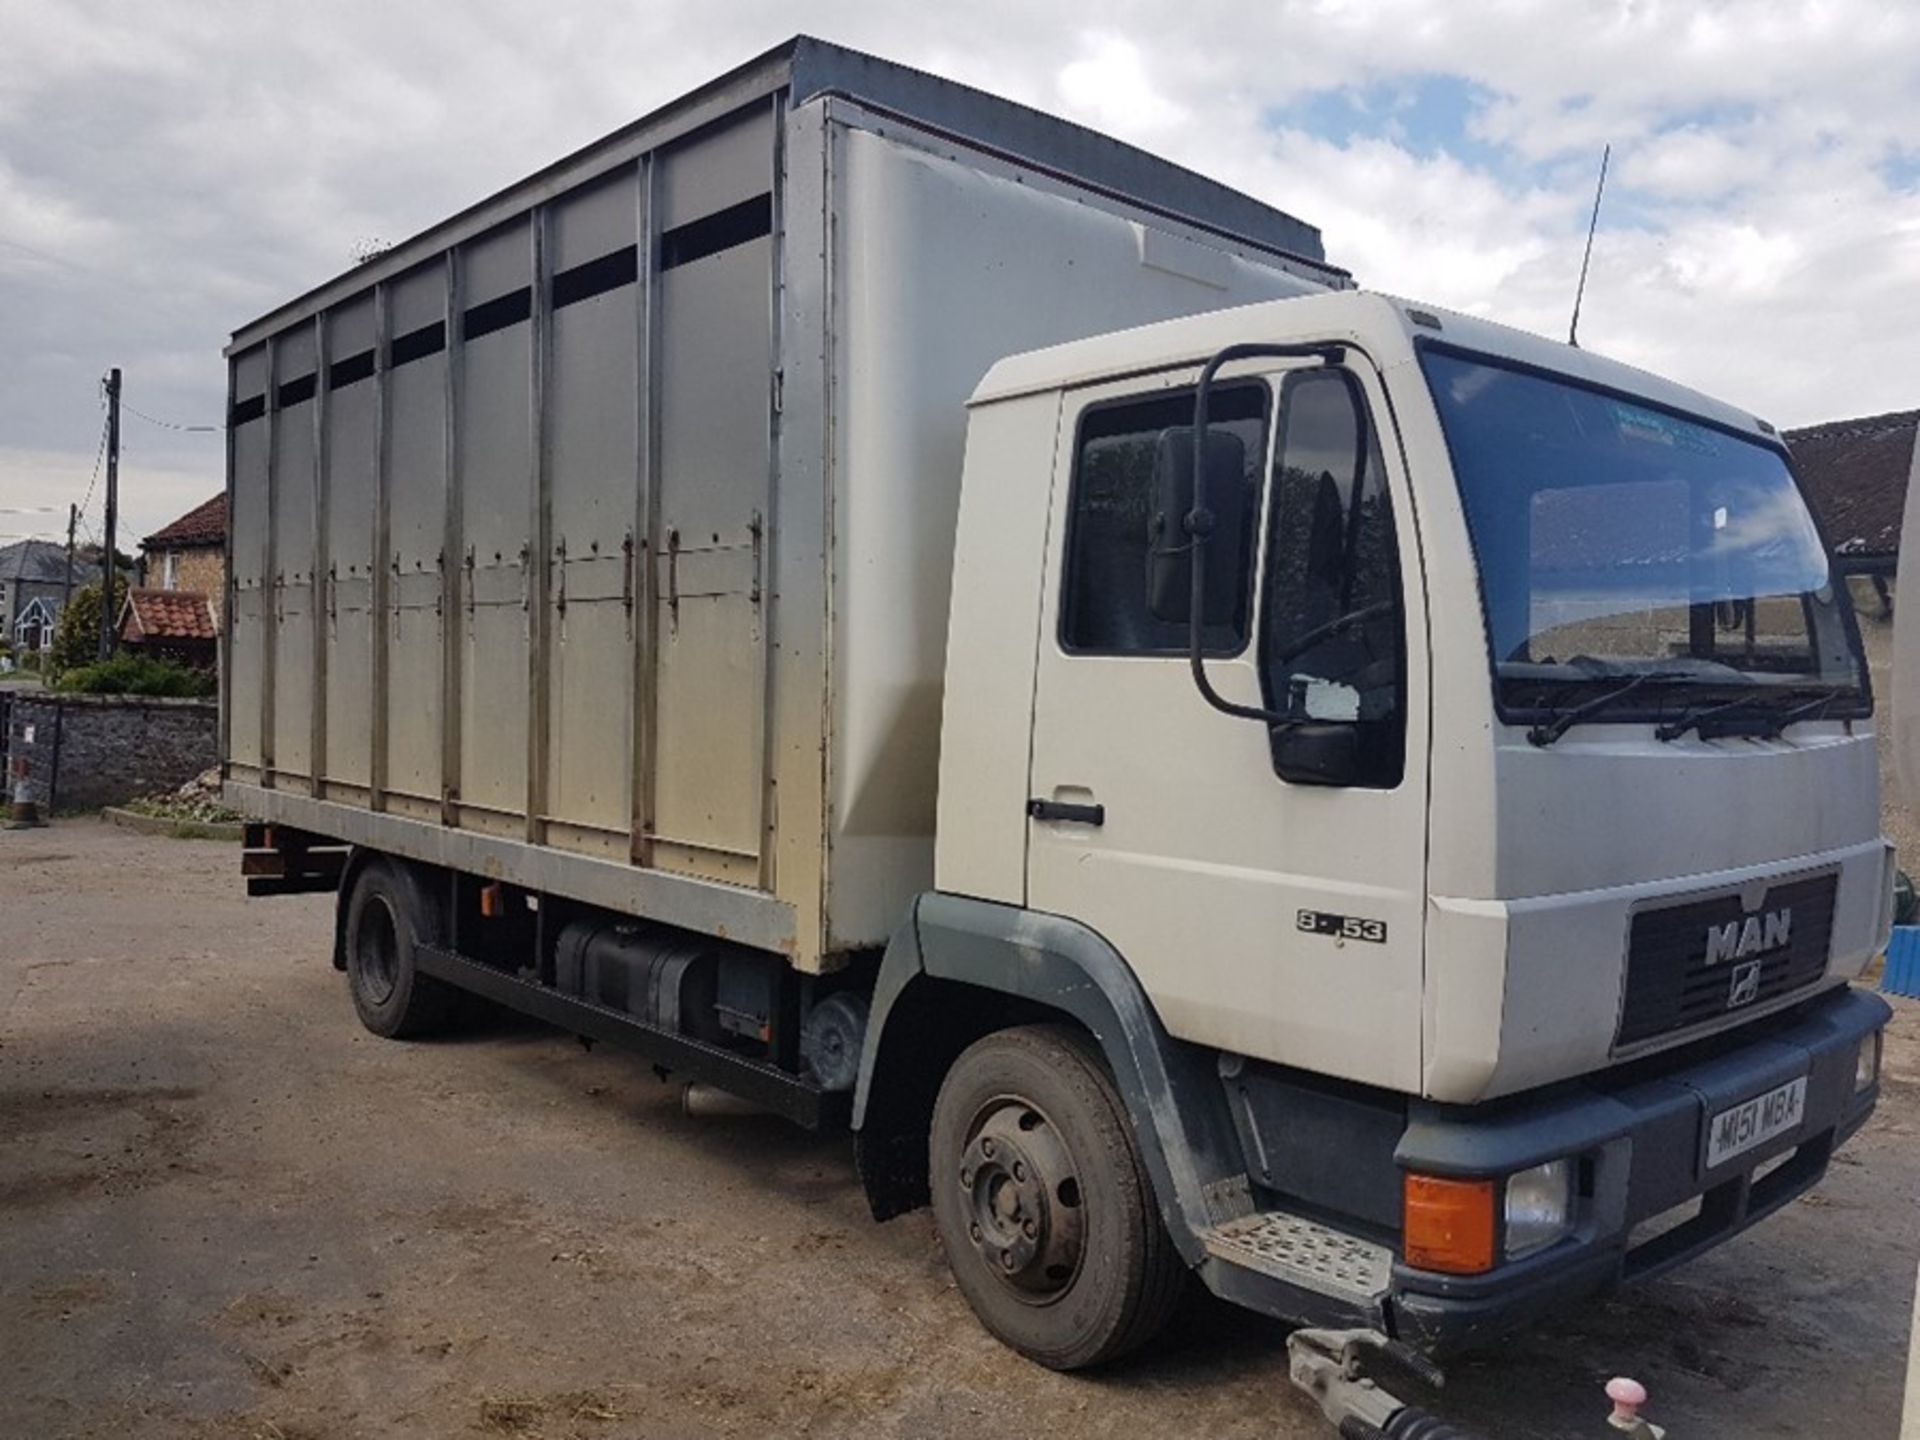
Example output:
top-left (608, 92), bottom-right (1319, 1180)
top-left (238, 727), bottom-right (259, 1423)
top-left (1148, 426), bottom-right (1249, 626)
top-left (1271, 722), bottom-right (1359, 787)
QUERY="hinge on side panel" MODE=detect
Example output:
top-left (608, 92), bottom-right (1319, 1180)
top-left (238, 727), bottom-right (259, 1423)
top-left (464, 546), bottom-right (476, 617)
top-left (749, 511), bottom-right (763, 608)
top-left (554, 535), bottom-right (568, 616)
top-left (666, 528), bottom-right (680, 631)
top-left (772, 367), bottom-right (784, 415)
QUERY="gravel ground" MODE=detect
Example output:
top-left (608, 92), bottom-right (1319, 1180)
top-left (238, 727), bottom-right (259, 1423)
top-left (2, 820), bottom-right (1916, 1440)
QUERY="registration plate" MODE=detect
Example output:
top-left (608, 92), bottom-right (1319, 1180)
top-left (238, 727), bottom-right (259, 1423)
top-left (1706, 1076), bottom-right (1807, 1168)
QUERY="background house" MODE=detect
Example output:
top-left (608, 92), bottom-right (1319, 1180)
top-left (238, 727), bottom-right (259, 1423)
top-left (0, 538), bottom-right (101, 657)
top-left (1785, 408), bottom-right (1918, 615)
top-left (139, 493), bottom-right (226, 619)
top-left (121, 493), bottom-right (225, 668)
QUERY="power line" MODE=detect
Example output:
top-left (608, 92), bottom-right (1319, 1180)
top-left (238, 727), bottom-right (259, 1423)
top-left (122, 399), bottom-right (222, 434)
top-left (77, 410), bottom-right (111, 520)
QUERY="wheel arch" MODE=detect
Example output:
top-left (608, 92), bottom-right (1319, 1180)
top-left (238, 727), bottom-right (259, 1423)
top-left (852, 892), bottom-right (1247, 1265)
top-left (331, 848), bottom-right (445, 971)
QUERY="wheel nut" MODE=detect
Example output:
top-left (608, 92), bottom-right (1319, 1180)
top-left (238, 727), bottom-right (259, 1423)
top-left (969, 1223), bottom-right (982, 1243)
top-left (981, 1137), bottom-right (996, 1157)
top-left (1001, 1252), bottom-right (1017, 1271)
top-left (1012, 1161), bottom-right (1026, 1182)
top-left (1022, 1219), bottom-right (1037, 1239)
top-left (960, 1168), bottom-right (973, 1188)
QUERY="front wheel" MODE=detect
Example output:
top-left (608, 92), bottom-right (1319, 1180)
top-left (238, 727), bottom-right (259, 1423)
top-left (928, 1024), bottom-right (1186, 1369)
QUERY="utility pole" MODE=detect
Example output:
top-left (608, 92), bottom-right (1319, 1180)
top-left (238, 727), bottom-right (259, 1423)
top-left (99, 367), bottom-right (121, 661)
top-left (61, 502), bottom-right (77, 644)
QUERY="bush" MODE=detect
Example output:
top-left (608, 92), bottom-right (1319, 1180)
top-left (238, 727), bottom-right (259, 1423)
top-left (55, 654), bottom-right (215, 698)
top-left (50, 576), bottom-right (128, 671)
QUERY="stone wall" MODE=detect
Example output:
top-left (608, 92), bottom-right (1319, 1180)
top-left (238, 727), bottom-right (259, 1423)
top-left (3, 692), bottom-right (218, 812)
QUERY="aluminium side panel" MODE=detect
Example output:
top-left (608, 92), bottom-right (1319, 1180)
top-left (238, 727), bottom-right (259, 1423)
top-left (268, 321), bottom-right (319, 790)
top-left (226, 344), bottom-right (271, 782)
top-left (544, 169), bottom-right (644, 860)
top-left (648, 108), bottom-right (777, 888)
top-left (823, 108), bottom-right (1328, 951)
top-left (383, 263), bottom-right (450, 817)
top-left (322, 296), bottom-right (378, 795)
top-left (454, 219), bottom-right (534, 835)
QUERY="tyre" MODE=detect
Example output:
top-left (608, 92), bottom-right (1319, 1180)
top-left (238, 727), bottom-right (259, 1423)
top-left (342, 859), bottom-right (457, 1039)
top-left (929, 1023), bottom-right (1186, 1369)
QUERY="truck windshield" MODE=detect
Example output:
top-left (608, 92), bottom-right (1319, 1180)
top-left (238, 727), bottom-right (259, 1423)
top-left (1419, 347), bottom-right (1867, 723)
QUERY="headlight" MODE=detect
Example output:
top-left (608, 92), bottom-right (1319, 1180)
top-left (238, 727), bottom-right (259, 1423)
top-left (1856, 1031), bottom-right (1884, 1094)
top-left (1505, 1158), bottom-right (1574, 1259)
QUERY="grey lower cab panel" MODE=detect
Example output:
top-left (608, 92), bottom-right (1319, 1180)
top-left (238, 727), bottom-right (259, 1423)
top-left (1201, 1210), bottom-right (1393, 1304)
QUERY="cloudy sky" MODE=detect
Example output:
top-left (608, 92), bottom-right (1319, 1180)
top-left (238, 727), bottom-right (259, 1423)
top-left (2, 0), bottom-right (1916, 547)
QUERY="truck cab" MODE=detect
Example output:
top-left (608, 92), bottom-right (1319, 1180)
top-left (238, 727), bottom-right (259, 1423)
top-left (868, 287), bottom-right (1890, 1356)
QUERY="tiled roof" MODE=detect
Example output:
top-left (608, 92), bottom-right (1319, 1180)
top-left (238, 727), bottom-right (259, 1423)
top-left (1783, 409), bottom-right (1918, 560)
top-left (0, 538), bottom-right (87, 585)
top-left (143, 493), bottom-right (226, 550)
top-left (122, 587), bottom-right (217, 641)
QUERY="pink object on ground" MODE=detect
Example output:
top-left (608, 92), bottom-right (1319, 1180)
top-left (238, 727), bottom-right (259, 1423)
top-left (1606, 1377), bottom-right (1648, 1419)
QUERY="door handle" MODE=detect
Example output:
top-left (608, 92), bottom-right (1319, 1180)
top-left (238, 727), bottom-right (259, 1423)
top-left (1027, 798), bottom-right (1105, 826)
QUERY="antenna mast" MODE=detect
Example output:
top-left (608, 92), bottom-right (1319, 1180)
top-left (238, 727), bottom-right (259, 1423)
top-left (1568, 144), bottom-right (1611, 349)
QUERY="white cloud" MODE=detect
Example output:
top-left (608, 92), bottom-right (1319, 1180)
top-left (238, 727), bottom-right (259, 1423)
top-left (1056, 34), bottom-right (1188, 138)
top-left (1, 0), bottom-right (1918, 544)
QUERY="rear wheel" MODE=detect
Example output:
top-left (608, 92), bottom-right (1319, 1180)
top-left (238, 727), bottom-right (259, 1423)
top-left (343, 860), bottom-right (457, 1038)
top-left (929, 1024), bottom-right (1185, 1369)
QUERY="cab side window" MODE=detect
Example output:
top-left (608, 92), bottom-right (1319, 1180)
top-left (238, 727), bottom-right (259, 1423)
top-left (1060, 383), bottom-right (1267, 654)
top-left (1261, 372), bottom-right (1406, 788)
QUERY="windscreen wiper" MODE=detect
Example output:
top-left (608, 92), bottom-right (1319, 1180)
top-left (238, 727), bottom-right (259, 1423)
top-left (1526, 672), bottom-right (1674, 747)
top-left (1760, 687), bottom-right (1847, 738)
top-left (1655, 693), bottom-right (1752, 742)
top-left (1657, 686), bottom-right (1847, 742)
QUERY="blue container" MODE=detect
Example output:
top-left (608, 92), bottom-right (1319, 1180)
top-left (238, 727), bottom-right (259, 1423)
top-left (1883, 926), bottom-right (1920, 999)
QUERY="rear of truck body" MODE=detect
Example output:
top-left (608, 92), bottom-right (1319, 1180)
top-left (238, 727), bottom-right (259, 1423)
top-left (226, 37), bottom-right (1890, 1366)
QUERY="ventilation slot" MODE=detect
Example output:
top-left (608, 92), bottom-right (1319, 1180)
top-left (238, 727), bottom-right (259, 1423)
top-left (328, 349), bottom-right (376, 390)
top-left (230, 394), bottom-right (267, 426)
top-left (276, 372), bottom-right (317, 408)
top-left (553, 246), bottom-right (638, 310)
top-left (387, 321), bottom-right (447, 369)
top-left (463, 287), bottom-right (531, 341)
top-left (659, 194), bottom-right (772, 272)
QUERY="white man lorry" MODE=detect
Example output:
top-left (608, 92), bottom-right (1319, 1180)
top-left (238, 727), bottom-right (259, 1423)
top-left (225, 37), bottom-right (1892, 1372)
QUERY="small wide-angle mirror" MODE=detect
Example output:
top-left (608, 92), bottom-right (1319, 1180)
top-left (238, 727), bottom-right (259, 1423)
top-left (1148, 426), bottom-right (1249, 626)
top-left (1270, 722), bottom-right (1359, 787)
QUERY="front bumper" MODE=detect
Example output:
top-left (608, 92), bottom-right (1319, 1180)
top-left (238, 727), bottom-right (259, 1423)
top-left (1386, 984), bottom-right (1889, 1352)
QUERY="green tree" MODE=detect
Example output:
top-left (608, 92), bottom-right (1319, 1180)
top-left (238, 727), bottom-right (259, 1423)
top-left (49, 575), bottom-right (129, 672)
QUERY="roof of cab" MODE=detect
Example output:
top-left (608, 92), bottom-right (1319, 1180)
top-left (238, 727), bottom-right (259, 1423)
top-left (969, 289), bottom-right (1772, 441)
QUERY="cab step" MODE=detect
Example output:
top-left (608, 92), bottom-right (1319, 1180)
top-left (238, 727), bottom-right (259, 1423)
top-left (1201, 1209), bottom-right (1393, 1304)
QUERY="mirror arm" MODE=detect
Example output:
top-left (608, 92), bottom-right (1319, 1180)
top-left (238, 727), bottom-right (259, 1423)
top-left (1186, 341), bottom-right (1348, 724)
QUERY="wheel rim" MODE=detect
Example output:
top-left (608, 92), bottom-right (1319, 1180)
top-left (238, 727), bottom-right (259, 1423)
top-left (353, 894), bottom-right (401, 1007)
top-left (957, 1097), bottom-right (1086, 1304)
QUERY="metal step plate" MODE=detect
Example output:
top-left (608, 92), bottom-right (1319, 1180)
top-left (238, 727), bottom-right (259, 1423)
top-left (1202, 1210), bottom-right (1394, 1302)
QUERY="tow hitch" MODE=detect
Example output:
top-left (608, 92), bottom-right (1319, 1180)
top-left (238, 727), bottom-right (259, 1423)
top-left (1286, 1327), bottom-right (1470, 1438)
top-left (1286, 1328), bottom-right (1667, 1439)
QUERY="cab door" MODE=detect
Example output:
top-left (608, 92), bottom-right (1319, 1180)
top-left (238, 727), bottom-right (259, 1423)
top-left (1024, 362), bottom-right (1430, 1090)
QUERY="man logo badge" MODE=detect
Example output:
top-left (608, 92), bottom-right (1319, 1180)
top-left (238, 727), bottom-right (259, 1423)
top-left (1728, 960), bottom-right (1762, 1009)
top-left (1704, 907), bottom-right (1791, 965)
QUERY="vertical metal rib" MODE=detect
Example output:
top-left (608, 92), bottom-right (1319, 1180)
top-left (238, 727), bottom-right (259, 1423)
top-left (369, 281), bottom-right (392, 812)
top-left (310, 310), bottom-right (330, 797)
top-left (441, 250), bottom-right (465, 826)
top-left (526, 207), bottom-right (553, 844)
top-left (631, 155), bottom-right (659, 868)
